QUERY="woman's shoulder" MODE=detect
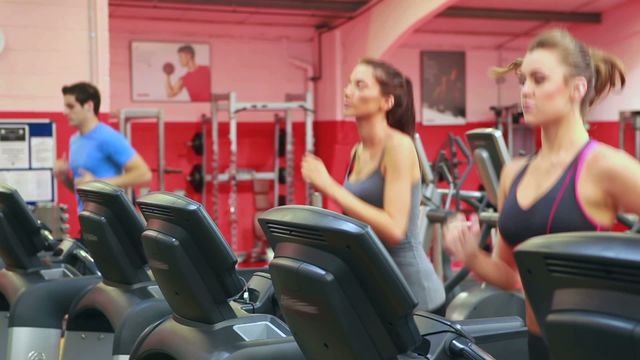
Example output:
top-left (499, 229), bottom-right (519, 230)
top-left (588, 140), bottom-right (625, 160)
top-left (381, 132), bottom-right (419, 179)
top-left (386, 130), bottom-right (415, 151)
top-left (584, 141), bottom-right (636, 175)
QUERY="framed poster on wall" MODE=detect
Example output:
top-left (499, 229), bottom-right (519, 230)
top-left (421, 51), bottom-right (466, 125)
top-left (131, 41), bottom-right (211, 102)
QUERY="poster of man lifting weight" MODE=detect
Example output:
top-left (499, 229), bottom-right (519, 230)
top-left (421, 51), bottom-right (466, 125)
top-left (131, 41), bottom-right (211, 102)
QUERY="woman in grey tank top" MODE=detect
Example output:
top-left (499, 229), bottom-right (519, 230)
top-left (300, 59), bottom-right (446, 312)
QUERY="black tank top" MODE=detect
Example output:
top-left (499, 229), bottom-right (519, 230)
top-left (498, 140), bottom-right (607, 247)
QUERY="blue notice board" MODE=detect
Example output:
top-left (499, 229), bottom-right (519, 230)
top-left (0, 120), bottom-right (56, 203)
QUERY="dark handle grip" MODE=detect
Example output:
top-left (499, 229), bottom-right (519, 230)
top-left (450, 336), bottom-right (495, 360)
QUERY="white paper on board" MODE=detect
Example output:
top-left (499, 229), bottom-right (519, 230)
top-left (0, 170), bottom-right (53, 202)
top-left (30, 137), bottom-right (55, 168)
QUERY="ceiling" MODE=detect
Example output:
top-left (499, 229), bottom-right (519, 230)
top-left (417, 0), bottom-right (629, 49)
top-left (109, 0), bottom-right (374, 28)
top-left (453, 0), bottom-right (626, 12)
top-left (109, 0), bottom-right (629, 47)
top-left (115, 0), bottom-right (371, 12)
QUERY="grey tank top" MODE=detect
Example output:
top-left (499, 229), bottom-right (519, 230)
top-left (343, 146), bottom-right (446, 311)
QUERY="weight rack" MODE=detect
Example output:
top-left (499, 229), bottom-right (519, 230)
top-left (206, 92), bottom-right (315, 255)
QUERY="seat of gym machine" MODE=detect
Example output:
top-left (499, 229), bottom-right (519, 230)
top-left (0, 184), bottom-right (100, 360)
top-left (61, 182), bottom-right (172, 359)
top-left (516, 231), bottom-right (640, 360)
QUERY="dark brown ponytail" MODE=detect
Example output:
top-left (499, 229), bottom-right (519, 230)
top-left (360, 58), bottom-right (416, 137)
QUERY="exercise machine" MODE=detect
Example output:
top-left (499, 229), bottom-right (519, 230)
top-left (466, 128), bottom-right (510, 206)
top-left (130, 192), bottom-right (302, 359)
top-left (432, 133), bottom-right (473, 211)
top-left (414, 133), bottom-right (446, 280)
top-left (61, 182), bottom-right (172, 360)
top-left (0, 185), bottom-right (100, 360)
top-left (490, 104), bottom-right (536, 157)
top-left (31, 203), bottom-right (70, 241)
top-left (516, 231), bottom-right (640, 360)
top-left (616, 212), bottom-right (640, 233)
top-left (444, 128), bottom-right (526, 321)
top-left (259, 205), bottom-right (528, 359)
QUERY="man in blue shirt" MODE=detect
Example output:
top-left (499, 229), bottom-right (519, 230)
top-left (54, 82), bottom-right (151, 209)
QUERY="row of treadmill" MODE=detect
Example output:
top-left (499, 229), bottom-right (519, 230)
top-left (0, 128), bottom-right (637, 359)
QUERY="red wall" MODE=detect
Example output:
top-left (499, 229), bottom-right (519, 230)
top-left (0, 113), bottom-right (627, 255)
top-left (129, 118), bottom-right (626, 250)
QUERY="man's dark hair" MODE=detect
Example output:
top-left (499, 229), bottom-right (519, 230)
top-left (178, 44), bottom-right (195, 58)
top-left (61, 82), bottom-right (101, 116)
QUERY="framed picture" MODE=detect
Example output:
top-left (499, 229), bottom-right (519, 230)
top-left (131, 41), bottom-right (211, 102)
top-left (421, 51), bottom-right (466, 125)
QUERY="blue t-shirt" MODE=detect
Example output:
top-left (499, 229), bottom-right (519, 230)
top-left (69, 123), bottom-right (136, 208)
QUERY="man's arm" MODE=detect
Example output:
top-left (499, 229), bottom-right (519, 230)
top-left (165, 76), bottom-right (184, 98)
top-left (102, 154), bottom-right (152, 188)
top-left (54, 157), bottom-right (75, 191)
top-left (59, 173), bottom-right (75, 191)
top-left (101, 127), bottom-right (152, 188)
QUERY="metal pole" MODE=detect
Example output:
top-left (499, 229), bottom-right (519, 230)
top-left (305, 91), bottom-right (314, 204)
top-left (87, 0), bottom-right (98, 84)
top-left (158, 110), bottom-right (165, 191)
top-left (212, 98), bottom-right (220, 221)
top-left (201, 113), bottom-right (208, 209)
top-left (126, 119), bottom-right (134, 200)
top-left (507, 111), bottom-right (514, 156)
top-left (285, 109), bottom-right (294, 205)
top-left (273, 115), bottom-right (281, 207)
top-left (229, 91), bottom-right (238, 254)
top-left (619, 112), bottom-right (625, 154)
top-left (635, 114), bottom-right (640, 159)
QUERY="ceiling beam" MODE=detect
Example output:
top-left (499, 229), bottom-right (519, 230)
top-left (439, 6), bottom-right (601, 23)
top-left (127, 0), bottom-right (368, 13)
top-left (109, 1), bottom-right (350, 19)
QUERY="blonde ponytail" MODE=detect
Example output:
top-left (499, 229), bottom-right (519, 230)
top-left (489, 58), bottom-right (523, 78)
top-left (589, 47), bottom-right (626, 106)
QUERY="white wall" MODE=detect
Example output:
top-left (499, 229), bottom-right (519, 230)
top-left (386, 40), bottom-right (522, 122)
top-left (385, 0), bottom-right (640, 123)
top-left (109, 17), bottom-right (315, 121)
top-left (570, 0), bottom-right (640, 121)
top-left (0, 0), bottom-right (110, 112)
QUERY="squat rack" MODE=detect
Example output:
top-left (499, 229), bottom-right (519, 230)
top-left (205, 91), bottom-right (314, 254)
